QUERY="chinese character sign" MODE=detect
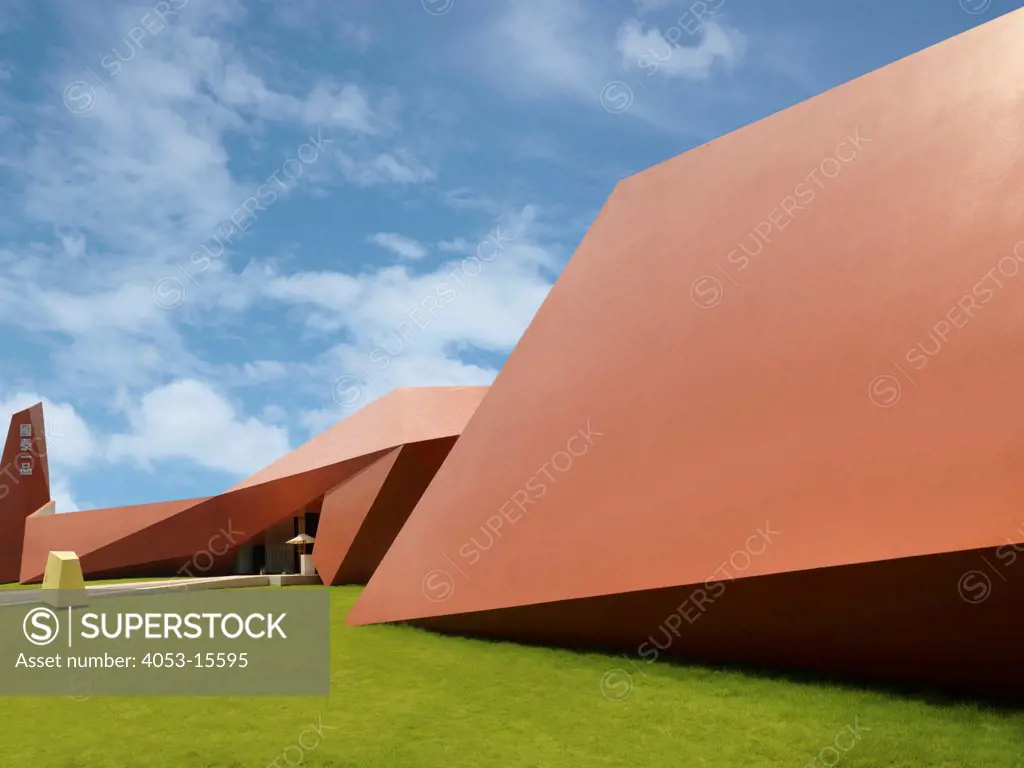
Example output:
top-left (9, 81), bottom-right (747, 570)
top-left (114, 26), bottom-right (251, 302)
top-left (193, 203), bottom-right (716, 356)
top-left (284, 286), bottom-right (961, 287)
top-left (19, 424), bottom-right (31, 438)
top-left (19, 438), bottom-right (31, 452)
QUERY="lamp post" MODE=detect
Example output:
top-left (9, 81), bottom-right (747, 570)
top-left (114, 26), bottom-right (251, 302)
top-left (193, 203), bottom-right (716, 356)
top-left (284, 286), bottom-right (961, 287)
top-left (285, 534), bottom-right (316, 577)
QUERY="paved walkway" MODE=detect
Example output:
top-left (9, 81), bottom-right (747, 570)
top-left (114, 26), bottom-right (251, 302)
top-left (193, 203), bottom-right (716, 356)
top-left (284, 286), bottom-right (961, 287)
top-left (0, 573), bottom-right (318, 609)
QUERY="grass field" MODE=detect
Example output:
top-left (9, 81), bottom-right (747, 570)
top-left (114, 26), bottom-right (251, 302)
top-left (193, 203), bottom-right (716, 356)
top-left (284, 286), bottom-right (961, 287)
top-left (1, 585), bottom-right (1022, 767)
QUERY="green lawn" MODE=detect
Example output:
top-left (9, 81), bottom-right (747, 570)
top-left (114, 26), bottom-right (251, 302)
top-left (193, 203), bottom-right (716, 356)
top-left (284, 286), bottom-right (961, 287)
top-left (1, 586), bottom-right (1022, 767)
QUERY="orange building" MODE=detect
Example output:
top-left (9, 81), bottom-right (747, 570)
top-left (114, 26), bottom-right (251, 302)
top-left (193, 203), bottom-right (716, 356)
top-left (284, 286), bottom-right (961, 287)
top-left (348, 9), bottom-right (1024, 697)
top-left (16, 387), bottom-right (486, 586)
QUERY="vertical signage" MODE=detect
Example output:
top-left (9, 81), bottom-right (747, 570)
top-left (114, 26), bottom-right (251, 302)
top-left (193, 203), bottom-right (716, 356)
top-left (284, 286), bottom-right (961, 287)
top-left (17, 424), bottom-right (33, 475)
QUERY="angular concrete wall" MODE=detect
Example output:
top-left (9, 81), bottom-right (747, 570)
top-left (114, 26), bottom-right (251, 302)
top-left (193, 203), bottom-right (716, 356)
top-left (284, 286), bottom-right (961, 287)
top-left (314, 437), bottom-right (458, 586)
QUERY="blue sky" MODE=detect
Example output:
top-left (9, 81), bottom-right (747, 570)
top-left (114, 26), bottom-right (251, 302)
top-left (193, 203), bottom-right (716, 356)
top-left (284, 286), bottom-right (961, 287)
top-left (0, 0), bottom-right (1016, 511)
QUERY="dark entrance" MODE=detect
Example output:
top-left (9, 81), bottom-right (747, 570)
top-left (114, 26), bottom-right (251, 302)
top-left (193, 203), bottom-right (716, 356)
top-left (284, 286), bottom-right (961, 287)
top-left (305, 511), bottom-right (320, 540)
top-left (252, 544), bottom-right (266, 574)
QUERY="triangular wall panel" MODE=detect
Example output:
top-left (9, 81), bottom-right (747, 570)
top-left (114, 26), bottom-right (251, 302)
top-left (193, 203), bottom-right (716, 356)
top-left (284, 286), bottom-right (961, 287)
top-left (20, 497), bottom-right (210, 583)
top-left (337, 437), bottom-right (458, 585)
top-left (313, 448), bottom-right (404, 585)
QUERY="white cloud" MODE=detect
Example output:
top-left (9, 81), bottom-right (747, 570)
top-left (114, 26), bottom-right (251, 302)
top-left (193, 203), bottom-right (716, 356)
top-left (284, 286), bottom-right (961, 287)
top-left (437, 237), bottom-right (473, 254)
top-left (270, 0), bottom-right (373, 52)
top-left (463, 0), bottom-right (753, 134)
top-left (169, 204), bottom-right (560, 425)
top-left (370, 233), bottom-right (427, 260)
top-left (630, 0), bottom-right (671, 12)
top-left (239, 361), bottom-right (289, 383)
top-left (258, 205), bottom-right (556, 349)
top-left (0, 252), bottom-right (191, 391)
top-left (336, 148), bottom-right (435, 186)
top-left (260, 404), bottom-right (288, 424)
top-left (283, 82), bottom-right (380, 133)
top-left (0, 393), bottom-right (98, 471)
top-left (0, 0), bottom-right (427, 400)
top-left (51, 477), bottom-right (83, 514)
top-left (105, 379), bottom-right (292, 476)
top-left (261, 270), bottom-right (362, 320)
top-left (616, 18), bottom-right (746, 79)
top-left (10, 2), bottom-right (395, 255)
top-left (270, 0), bottom-right (324, 27)
top-left (0, 380), bottom-right (298, 509)
top-left (479, 0), bottom-right (606, 102)
top-left (28, 282), bottom-right (170, 336)
top-left (440, 188), bottom-right (504, 214)
top-left (209, 360), bottom-right (293, 389)
top-left (240, 204), bottom-right (559, 426)
top-left (339, 21), bottom-right (373, 52)
top-left (301, 350), bottom-right (496, 433)
top-left (58, 232), bottom-right (86, 260)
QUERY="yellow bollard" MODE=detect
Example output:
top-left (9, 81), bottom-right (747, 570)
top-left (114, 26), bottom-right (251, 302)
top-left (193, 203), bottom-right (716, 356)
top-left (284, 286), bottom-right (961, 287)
top-left (40, 551), bottom-right (88, 607)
